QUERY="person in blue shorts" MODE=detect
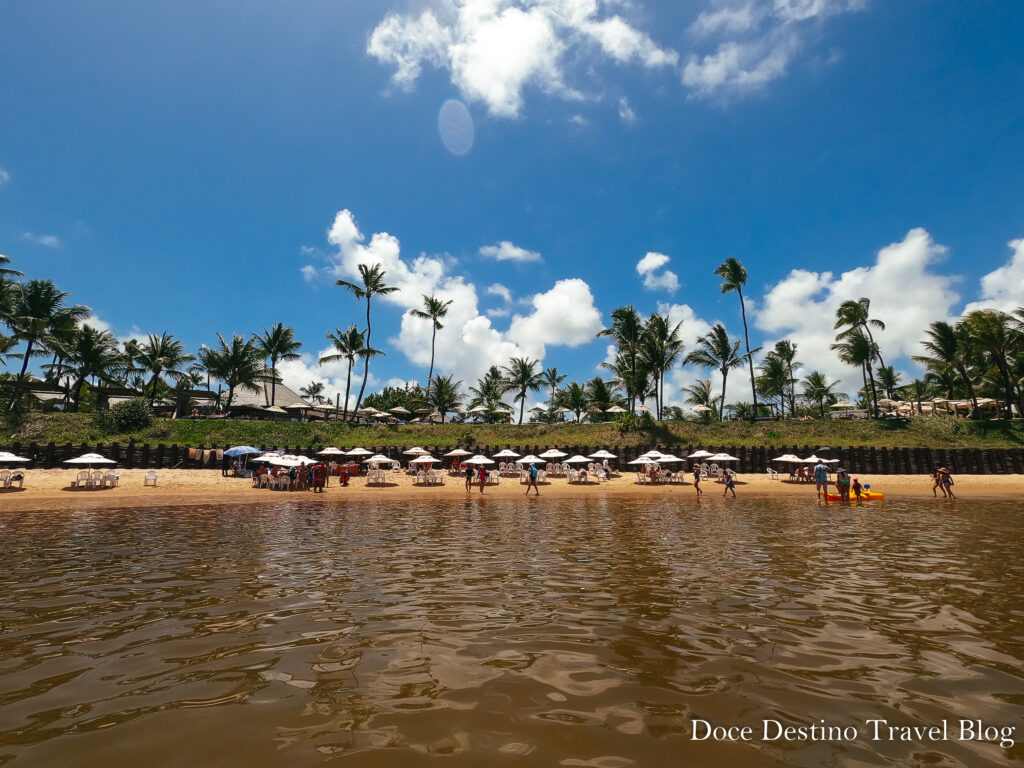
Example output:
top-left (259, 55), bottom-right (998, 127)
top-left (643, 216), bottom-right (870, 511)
top-left (723, 468), bottom-right (736, 498)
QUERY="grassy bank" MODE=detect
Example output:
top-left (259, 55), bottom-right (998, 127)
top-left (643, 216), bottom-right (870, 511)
top-left (4, 413), bottom-right (1024, 449)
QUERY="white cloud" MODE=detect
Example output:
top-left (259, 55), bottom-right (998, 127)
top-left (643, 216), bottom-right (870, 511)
top-left (636, 251), bottom-right (680, 292)
top-left (754, 228), bottom-right (960, 394)
top-left (683, 0), bottom-right (864, 98)
top-left (310, 209), bottom-right (602, 391)
top-left (487, 283), bottom-right (513, 303)
top-left (962, 238), bottom-right (1024, 315)
top-left (479, 240), bottom-right (542, 262)
top-left (300, 265), bottom-right (317, 282)
top-left (618, 97), bottom-right (636, 123)
top-left (0, 165), bottom-right (10, 186)
top-left (368, 0), bottom-right (676, 118)
top-left (22, 232), bottom-right (61, 248)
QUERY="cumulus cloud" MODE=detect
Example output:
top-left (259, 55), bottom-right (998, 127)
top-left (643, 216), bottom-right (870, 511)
top-left (684, 0), bottom-right (865, 97)
top-left (0, 164), bottom-right (10, 186)
top-left (962, 238), bottom-right (1024, 315)
top-left (306, 209), bottom-right (602, 390)
top-left (636, 251), bottom-right (680, 292)
top-left (754, 228), bottom-right (960, 394)
top-left (368, 0), bottom-right (677, 117)
top-left (22, 232), bottom-right (61, 248)
top-left (618, 97), bottom-right (636, 123)
top-left (479, 240), bottom-right (542, 262)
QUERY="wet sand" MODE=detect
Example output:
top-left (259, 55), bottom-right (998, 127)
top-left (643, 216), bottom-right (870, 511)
top-left (0, 467), bottom-right (1014, 512)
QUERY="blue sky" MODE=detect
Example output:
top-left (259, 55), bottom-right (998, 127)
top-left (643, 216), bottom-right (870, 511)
top-left (2, 1), bottom-right (1022, 407)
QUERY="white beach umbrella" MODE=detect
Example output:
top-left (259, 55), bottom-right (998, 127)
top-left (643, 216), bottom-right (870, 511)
top-left (691, 405), bottom-right (713, 413)
top-left (772, 454), bottom-right (803, 463)
top-left (468, 405), bottom-right (489, 413)
top-left (64, 453), bottom-right (116, 465)
top-left (403, 446), bottom-right (430, 455)
top-left (516, 455), bottom-right (548, 464)
top-left (462, 454), bottom-right (495, 465)
top-left (657, 455), bottom-right (684, 463)
top-left (492, 407), bottom-right (513, 415)
top-left (492, 449), bottom-right (521, 458)
top-left (687, 449), bottom-right (715, 459)
top-left (346, 447), bottom-right (373, 456)
top-left (554, 407), bottom-right (572, 414)
top-left (414, 407), bottom-right (432, 414)
top-left (564, 455), bottom-right (592, 464)
top-left (410, 455), bottom-right (440, 464)
top-left (363, 454), bottom-right (400, 464)
top-left (388, 406), bottom-right (411, 415)
top-left (588, 450), bottom-right (617, 459)
top-left (0, 451), bottom-right (30, 463)
top-left (316, 447), bottom-right (346, 456)
top-left (830, 401), bottom-right (856, 409)
top-left (634, 404), bottom-right (651, 412)
top-left (443, 448), bottom-right (472, 457)
top-left (640, 450), bottom-right (665, 459)
top-left (538, 449), bottom-right (568, 459)
top-left (801, 455), bottom-right (839, 464)
top-left (707, 453), bottom-right (739, 461)
top-left (605, 405), bottom-right (627, 414)
top-left (628, 457), bottom-right (654, 465)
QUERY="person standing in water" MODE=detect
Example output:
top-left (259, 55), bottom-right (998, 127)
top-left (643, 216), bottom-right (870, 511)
top-left (722, 468), bottom-right (736, 498)
top-left (525, 462), bottom-right (540, 496)
top-left (693, 467), bottom-right (702, 496)
top-left (835, 469), bottom-right (851, 501)
top-left (478, 465), bottom-right (487, 494)
top-left (938, 467), bottom-right (956, 499)
top-left (813, 460), bottom-right (831, 500)
top-left (464, 463), bottom-right (474, 493)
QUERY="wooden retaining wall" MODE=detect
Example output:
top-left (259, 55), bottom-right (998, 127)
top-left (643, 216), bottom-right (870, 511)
top-left (3, 441), bottom-right (1024, 475)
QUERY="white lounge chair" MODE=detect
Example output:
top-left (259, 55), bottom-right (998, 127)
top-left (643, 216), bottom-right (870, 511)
top-left (0, 469), bottom-right (9, 487)
top-left (766, 467), bottom-right (779, 480)
top-left (103, 472), bottom-right (121, 488)
top-left (144, 470), bottom-right (158, 486)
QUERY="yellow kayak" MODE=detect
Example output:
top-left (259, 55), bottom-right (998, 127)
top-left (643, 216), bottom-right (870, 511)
top-left (825, 490), bottom-right (884, 501)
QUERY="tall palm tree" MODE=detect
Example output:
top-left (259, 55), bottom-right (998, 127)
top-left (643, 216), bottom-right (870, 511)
top-left (542, 367), bottom-right (567, 406)
top-left (639, 313), bottom-right (685, 419)
top-left (800, 371), bottom-right (847, 418)
top-left (0, 252), bottom-right (22, 278)
top-left (684, 324), bottom-right (748, 422)
top-left (409, 294), bottom-right (452, 387)
top-left (253, 323), bottom-right (302, 406)
top-left (5, 280), bottom-right (90, 411)
top-left (835, 298), bottom-right (887, 371)
top-left (715, 258), bottom-right (758, 419)
top-left (755, 353), bottom-right (789, 416)
top-left (962, 309), bottom-right (1022, 418)
top-left (552, 381), bottom-right (589, 422)
top-left (831, 330), bottom-right (880, 417)
top-left (205, 333), bottom-right (263, 410)
top-left (875, 365), bottom-right (903, 401)
top-left (128, 332), bottom-right (195, 406)
top-left (584, 376), bottom-right (623, 413)
top-left (769, 340), bottom-right (800, 416)
top-left (913, 321), bottom-right (979, 416)
top-left (502, 356), bottom-right (544, 425)
top-left (467, 366), bottom-right (510, 420)
top-left (0, 334), bottom-right (22, 368)
top-left (319, 325), bottom-right (375, 421)
top-left (62, 325), bottom-right (126, 410)
top-left (597, 306), bottom-right (644, 411)
top-left (336, 263), bottom-right (398, 414)
top-left (425, 374), bottom-right (463, 422)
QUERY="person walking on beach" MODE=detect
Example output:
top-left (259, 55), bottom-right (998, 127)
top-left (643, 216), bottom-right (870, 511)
top-left (693, 467), bottom-right (702, 496)
top-left (525, 462), bottom-right (540, 496)
top-left (930, 471), bottom-right (945, 497)
top-left (722, 467), bottom-right (736, 498)
top-left (813, 460), bottom-right (830, 500)
top-left (938, 467), bottom-right (956, 499)
top-left (478, 466), bottom-right (487, 494)
top-left (465, 463), bottom-right (474, 493)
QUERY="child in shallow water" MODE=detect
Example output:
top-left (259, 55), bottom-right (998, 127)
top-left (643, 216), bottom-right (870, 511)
top-left (852, 477), bottom-right (863, 501)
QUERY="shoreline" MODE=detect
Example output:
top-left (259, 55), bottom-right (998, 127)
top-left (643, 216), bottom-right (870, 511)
top-left (1, 468), bottom-right (1017, 512)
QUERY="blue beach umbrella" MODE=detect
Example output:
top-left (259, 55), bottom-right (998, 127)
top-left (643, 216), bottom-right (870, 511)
top-left (224, 446), bottom-right (262, 457)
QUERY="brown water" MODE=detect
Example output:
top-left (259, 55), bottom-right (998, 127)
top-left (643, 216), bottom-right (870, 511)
top-left (0, 498), bottom-right (1022, 767)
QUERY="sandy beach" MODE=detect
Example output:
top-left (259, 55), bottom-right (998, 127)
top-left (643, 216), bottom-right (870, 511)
top-left (1, 467), bottom-right (1019, 512)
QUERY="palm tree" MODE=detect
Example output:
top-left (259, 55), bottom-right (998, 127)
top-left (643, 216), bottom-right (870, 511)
top-left (800, 371), bottom-right (847, 418)
top-left (205, 333), bottom-right (263, 410)
top-left (901, 378), bottom-right (932, 417)
top-left (875, 365), bottom-right (903, 401)
top-left (682, 377), bottom-right (721, 422)
top-left (62, 325), bottom-right (126, 410)
top-left (914, 321), bottom-right (979, 416)
top-left (552, 381), bottom-right (589, 422)
top-left (769, 340), bottom-right (800, 416)
top-left (831, 330), bottom-right (880, 417)
top-left (542, 367), bottom-right (567, 406)
top-left (639, 313), bottom-right (685, 419)
top-left (597, 306), bottom-right (644, 411)
top-left (755, 353), bottom-right (789, 416)
top-left (425, 374), bottom-right (463, 421)
top-left (319, 325), bottom-right (374, 421)
top-left (0, 334), bottom-right (22, 368)
top-left (685, 324), bottom-right (747, 422)
top-left (962, 309), bottom-right (1022, 418)
top-left (502, 356), bottom-right (544, 424)
top-left (0, 252), bottom-right (22, 278)
top-left (409, 294), bottom-right (452, 387)
top-left (128, 332), bottom-right (195, 406)
top-left (468, 365), bottom-right (509, 418)
top-left (585, 376), bottom-right (622, 412)
top-left (253, 323), bottom-right (302, 406)
top-left (300, 380), bottom-right (326, 404)
top-left (835, 297), bottom-right (887, 371)
top-left (336, 263), bottom-right (399, 414)
top-left (715, 257), bottom-right (758, 419)
top-left (5, 280), bottom-right (90, 411)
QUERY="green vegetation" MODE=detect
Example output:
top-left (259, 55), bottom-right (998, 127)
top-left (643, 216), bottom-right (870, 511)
top-left (5, 412), bottom-right (1024, 450)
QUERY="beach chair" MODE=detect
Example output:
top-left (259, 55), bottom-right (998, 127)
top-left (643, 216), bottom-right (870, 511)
top-left (700, 463), bottom-right (710, 478)
top-left (104, 472), bottom-right (120, 488)
top-left (537, 470), bottom-right (546, 483)
top-left (6, 471), bottom-right (24, 489)
top-left (144, 470), bottom-right (158, 487)
top-left (596, 469), bottom-right (607, 482)
top-left (0, 469), bottom-right (9, 487)
top-left (766, 467), bottom-right (779, 480)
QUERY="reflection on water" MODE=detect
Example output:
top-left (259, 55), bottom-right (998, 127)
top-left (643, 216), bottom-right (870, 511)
top-left (0, 498), bottom-right (1021, 767)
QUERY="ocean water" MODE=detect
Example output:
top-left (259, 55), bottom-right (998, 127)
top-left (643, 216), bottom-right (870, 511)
top-left (0, 497), bottom-right (1021, 767)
